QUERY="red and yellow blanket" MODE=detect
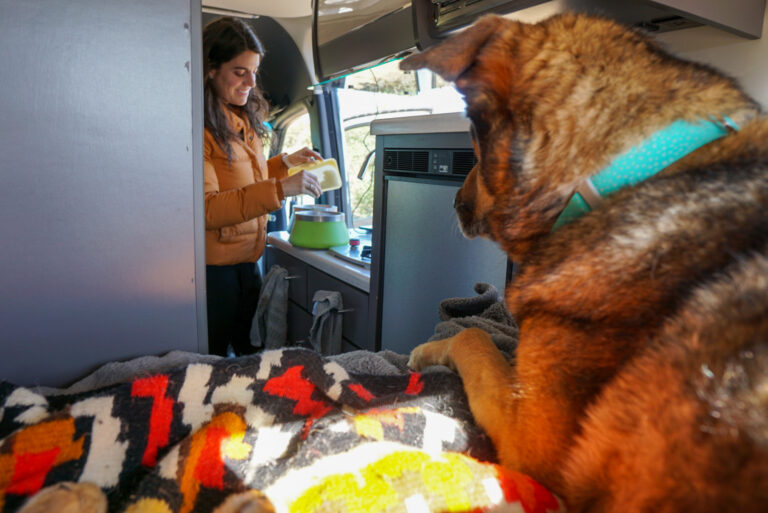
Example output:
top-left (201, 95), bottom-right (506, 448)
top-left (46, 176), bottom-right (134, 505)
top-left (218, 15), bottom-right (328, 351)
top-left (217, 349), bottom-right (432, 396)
top-left (0, 348), bottom-right (561, 513)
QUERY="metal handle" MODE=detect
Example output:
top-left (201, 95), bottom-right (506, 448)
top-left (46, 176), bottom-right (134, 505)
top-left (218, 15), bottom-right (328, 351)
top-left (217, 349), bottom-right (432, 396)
top-left (284, 275), bottom-right (301, 280)
top-left (337, 308), bottom-right (354, 314)
top-left (357, 149), bottom-right (375, 180)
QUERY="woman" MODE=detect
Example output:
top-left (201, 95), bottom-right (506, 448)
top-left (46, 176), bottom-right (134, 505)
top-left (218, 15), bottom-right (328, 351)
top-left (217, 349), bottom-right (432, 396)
top-left (203, 17), bottom-right (322, 356)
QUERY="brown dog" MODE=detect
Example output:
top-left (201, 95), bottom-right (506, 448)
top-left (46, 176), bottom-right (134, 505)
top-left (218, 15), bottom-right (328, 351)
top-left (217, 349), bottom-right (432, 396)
top-left (403, 13), bottom-right (768, 512)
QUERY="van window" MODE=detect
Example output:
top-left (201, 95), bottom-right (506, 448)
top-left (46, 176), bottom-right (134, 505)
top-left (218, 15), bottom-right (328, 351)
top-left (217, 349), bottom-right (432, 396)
top-left (281, 107), bottom-right (315, 210)
top-left (333, 59), bottom-right (466, 229)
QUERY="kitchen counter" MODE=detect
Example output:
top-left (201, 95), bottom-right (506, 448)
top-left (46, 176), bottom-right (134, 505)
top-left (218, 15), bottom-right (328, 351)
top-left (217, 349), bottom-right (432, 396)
top-left (266, 231), bottom-right (370, 292)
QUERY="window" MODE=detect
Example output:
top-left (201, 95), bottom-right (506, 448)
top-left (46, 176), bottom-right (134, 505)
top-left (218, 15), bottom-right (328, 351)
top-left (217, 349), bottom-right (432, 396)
top-left (279, 107), bottom-right (315, 211)
top-left (342, 125), bottom-right (376, 228)
top-left (282, 109), bottom-right (312, 152)
top-left (333, 59), bottom-right (466, 229)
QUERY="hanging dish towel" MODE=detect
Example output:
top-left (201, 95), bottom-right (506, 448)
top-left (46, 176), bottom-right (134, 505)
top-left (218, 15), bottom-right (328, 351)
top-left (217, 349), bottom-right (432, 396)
top-left (309, 290), bottom-right (344, 355)
top-left (250, 264), bottom-right (289, 349)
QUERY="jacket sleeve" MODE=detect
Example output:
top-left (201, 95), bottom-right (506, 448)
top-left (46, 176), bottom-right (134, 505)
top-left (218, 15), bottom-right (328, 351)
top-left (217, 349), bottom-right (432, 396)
top-left (203, 139), bottom-right (285, 230)
top-left (267, 153), bottom-right (289, 181)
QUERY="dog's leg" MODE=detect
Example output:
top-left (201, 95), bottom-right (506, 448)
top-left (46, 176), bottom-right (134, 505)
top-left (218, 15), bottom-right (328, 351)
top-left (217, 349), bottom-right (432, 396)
top-left (409, 328), bottom-right (526, 463)
top-left (18, 482), bottom-right (106, 513)
top-left (214, 490), bottom-right (275, 513)
top-left (410, 324), bottom-right (592, 495)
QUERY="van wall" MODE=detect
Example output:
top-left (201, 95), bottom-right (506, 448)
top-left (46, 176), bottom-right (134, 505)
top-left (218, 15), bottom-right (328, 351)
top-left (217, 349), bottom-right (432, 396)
top-left (0, 0), bottom-right (205, 386)
top-left (658, 8), bottom-right (768, 107)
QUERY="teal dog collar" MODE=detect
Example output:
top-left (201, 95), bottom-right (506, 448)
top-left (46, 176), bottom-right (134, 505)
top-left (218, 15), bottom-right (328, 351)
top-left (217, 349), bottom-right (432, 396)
top-left (552, 116), bottom-right (740, 230)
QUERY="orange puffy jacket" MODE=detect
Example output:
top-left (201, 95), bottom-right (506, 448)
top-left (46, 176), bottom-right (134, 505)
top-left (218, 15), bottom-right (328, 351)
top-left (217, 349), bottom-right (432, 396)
top-left (204, 108), bottom-right (288, 265)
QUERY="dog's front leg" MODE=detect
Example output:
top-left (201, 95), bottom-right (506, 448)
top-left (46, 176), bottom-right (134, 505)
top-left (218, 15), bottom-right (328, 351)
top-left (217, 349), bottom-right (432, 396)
top-left (410, 326), bottom-right (579, 496)
top-left (19, 483), bottom-right (106, 513)
top-left (409, 327), bottom-right (518, 457)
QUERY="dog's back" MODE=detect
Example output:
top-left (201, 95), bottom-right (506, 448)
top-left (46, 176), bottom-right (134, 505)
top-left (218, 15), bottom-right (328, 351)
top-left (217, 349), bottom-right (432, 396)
top-left (565, 248), bottom-right (768, 512)
top-left (512, 125), bottom-right (768, 511)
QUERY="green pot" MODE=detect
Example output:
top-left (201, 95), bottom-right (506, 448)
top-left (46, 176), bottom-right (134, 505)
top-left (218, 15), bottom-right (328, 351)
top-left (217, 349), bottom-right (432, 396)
top-left (289, 211), bottom-right (349, 249)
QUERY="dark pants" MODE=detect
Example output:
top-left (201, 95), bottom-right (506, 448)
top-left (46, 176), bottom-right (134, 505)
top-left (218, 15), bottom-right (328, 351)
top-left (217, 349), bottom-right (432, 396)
top-left (206, 263), bottom-right (262, 356)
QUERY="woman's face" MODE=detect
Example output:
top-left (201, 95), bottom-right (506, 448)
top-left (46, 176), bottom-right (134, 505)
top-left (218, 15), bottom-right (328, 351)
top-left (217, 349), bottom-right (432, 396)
top-left (209, 50), bottom-right (262, 106)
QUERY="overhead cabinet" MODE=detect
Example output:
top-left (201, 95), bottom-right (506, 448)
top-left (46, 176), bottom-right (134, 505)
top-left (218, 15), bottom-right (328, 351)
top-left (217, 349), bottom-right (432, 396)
top-left (418, 0), bottom-right (766, 43)
top-left (647, 0), bottom-right (765, 39)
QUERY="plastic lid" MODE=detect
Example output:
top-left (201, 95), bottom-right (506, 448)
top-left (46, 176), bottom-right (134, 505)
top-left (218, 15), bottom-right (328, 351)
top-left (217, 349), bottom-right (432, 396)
top-left (287, 158), bottom-right (342, 192)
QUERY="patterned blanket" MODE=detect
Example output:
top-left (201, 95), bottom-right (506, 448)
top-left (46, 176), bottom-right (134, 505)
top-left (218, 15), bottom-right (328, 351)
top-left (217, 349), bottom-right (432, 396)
top-left (0, 348), bottom-right (562, 513)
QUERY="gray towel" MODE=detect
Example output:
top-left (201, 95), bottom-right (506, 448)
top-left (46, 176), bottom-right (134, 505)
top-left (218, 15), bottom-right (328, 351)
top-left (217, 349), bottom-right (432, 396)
top-left (309, 290), bottom-right (343, 355)
top-left (250, 264), bottom-right (289, 349)
top-left (428, 282), bottom-right (518, 358)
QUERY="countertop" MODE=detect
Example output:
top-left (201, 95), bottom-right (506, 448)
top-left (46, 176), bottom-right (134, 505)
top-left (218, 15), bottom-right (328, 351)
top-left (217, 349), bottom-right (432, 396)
top-left (370, 112), bottom-right (470, 135)
top-left (267, 231), bottom-right (370, 293)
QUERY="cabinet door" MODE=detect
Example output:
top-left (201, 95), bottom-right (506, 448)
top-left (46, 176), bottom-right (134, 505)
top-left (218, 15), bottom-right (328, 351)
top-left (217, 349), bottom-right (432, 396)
top-left (265, 246), bottom-right (309, 309)
top-left (286, 301), bottom-right (314, 346)
top-left (307, 267), bottom-right (372, 351)
top-left (342, 339), bottom-right (362, 353)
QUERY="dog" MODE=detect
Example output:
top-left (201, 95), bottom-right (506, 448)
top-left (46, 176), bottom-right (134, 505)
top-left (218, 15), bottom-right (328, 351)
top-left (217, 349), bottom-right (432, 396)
top-left (403, 13), bottom-right (768, 512)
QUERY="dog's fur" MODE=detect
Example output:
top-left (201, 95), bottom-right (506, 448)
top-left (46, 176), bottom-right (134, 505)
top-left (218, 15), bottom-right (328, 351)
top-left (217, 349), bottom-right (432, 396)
top-left (403, 13), bottom-right (768, 512)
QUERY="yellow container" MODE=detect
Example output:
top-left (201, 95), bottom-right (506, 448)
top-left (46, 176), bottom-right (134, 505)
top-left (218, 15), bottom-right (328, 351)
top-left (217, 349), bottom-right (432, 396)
top-left (287, 158), bottom-right (342, 192)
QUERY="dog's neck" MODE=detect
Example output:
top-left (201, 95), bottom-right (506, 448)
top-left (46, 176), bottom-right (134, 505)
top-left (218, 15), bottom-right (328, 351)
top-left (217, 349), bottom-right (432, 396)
top-left (551, 116), bottom-right (742, 230)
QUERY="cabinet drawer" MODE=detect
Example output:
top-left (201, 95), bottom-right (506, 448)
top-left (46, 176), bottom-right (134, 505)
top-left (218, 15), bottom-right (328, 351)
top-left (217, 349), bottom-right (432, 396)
top-left (265, 246), bottom-right (309, 309)
top-left (307, 268), bottom-right (371, 351)
top-left (286, 300), bottom-right (313, 346)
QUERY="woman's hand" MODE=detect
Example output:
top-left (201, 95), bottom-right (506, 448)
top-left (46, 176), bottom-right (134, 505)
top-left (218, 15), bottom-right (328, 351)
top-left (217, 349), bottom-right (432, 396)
top-left (282, 147), bottom-right (323, 168)
top-left (280, 147), bottom-right (324, 198)
top-left (280, 170), bottom-right (322, 198)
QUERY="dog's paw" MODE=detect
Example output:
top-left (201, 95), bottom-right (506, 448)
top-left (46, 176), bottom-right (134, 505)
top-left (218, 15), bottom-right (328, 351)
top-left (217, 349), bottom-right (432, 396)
top-left (19, 482), bottom-right (106, 513)
top-left (408, 339), bottom-right (454, 371)
top-left (214, 490), bottom-right (275, 513)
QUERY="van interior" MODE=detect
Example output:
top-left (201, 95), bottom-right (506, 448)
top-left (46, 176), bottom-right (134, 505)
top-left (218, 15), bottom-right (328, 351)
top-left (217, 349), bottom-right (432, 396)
top-left (1, 0), bottom-right (766, 384)
top-left (0, 1), bottom-right (766, 511)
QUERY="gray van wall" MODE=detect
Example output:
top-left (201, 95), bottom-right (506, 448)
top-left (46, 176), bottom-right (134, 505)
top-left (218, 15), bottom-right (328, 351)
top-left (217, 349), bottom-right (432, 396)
top-left (657, 7), bottom-right (768, 107)
top-left (0, 0), bottom-right (205, 386)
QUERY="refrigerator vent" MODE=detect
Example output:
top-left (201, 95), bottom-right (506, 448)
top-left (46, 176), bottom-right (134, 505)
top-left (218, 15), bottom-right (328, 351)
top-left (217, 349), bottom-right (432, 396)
top-left (451, 151), bottom-right (477, 175)
top-left (383, 150), bottom-right (430, 173)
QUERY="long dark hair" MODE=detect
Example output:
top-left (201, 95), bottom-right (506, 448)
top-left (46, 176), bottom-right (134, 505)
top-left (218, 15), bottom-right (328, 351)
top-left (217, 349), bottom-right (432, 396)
top-left (203, 17), bottom-right (269, 158)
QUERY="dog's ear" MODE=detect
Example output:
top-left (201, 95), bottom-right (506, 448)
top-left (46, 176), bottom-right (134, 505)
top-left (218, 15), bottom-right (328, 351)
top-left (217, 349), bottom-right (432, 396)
top-left (400, 15), bottom-right (504, 81)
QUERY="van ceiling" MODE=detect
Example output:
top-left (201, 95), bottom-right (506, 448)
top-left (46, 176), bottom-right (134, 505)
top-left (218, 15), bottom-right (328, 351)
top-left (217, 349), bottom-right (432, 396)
top-left (203, 0), bottom-right (312, 18)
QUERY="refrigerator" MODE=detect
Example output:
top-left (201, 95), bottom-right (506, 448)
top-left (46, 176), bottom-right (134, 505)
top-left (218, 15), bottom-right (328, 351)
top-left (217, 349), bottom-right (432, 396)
top-left (369, 113), bottom-right (510, 354)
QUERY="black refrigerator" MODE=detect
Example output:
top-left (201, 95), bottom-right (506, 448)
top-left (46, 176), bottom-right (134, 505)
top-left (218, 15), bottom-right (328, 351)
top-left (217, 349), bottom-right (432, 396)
top-left (368, 113), bottom-right (510, 354)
